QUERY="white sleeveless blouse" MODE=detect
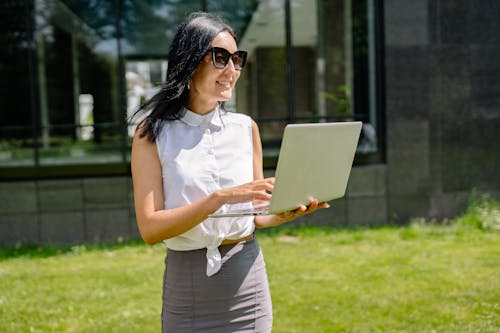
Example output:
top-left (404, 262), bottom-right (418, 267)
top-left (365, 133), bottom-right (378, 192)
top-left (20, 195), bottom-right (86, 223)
top-left (155, 106), bottom-right (255, 276)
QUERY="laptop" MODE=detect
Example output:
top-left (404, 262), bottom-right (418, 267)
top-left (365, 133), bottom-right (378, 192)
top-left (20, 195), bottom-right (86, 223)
top-left (209, 121), bottom-right (362, 218)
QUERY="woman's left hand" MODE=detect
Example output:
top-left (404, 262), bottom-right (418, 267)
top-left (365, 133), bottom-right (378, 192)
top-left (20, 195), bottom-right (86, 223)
top-left (254, 198), bottom-right (330, 229)
top-left (275, 198), bottom-right (330, 223)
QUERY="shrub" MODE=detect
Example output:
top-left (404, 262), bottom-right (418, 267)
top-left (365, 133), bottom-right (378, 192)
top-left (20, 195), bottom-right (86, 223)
top-left (456, 192), bottom-right (500, 231)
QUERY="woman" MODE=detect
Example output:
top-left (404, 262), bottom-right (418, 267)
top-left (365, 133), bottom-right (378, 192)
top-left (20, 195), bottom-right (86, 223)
top-left (131, 12), bottom-right (329, 332)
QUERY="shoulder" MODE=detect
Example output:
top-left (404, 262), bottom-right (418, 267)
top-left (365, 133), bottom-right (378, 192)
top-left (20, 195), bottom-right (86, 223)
top-left (133, 120), bottom-right (152, 144)
top-left (131, 122), bottom-right (159, 167)
top-left (132, 117), bottom-right (172, 143)
top-left (221, 110), bottom-right (253, 128)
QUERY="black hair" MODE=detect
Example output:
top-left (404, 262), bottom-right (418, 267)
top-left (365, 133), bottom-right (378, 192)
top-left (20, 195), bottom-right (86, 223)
top-left (132, 12), bottom-right (237, 142)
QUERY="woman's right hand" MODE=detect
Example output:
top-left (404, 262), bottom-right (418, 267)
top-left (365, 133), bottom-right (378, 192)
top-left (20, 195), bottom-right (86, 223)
top-left (214, 177), bottom-right (275, 205)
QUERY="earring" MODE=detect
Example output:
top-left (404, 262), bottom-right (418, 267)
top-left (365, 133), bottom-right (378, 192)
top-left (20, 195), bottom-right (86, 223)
top-left (187, 82), bottom-right (191, 90)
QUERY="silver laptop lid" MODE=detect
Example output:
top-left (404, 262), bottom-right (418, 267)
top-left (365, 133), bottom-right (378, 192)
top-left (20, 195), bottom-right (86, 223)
top-left (268, 121), bottom-right (362, 214)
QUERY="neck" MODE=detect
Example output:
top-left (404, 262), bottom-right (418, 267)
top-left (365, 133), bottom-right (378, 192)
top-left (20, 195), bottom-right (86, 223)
top-left (187, 97), bottom-right (218, 115)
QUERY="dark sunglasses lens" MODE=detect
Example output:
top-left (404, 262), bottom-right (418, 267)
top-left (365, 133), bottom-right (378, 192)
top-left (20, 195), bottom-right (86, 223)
top-left (233, 51), bottom-right (247, 70)
top-left (211, 48), bottom-right (248, 70)
top-left (212, 48), bottom-right (230, 69)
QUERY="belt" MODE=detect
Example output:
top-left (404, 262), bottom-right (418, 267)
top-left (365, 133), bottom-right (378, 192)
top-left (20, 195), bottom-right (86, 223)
top-left (220, 233), bottom-right (255, 246)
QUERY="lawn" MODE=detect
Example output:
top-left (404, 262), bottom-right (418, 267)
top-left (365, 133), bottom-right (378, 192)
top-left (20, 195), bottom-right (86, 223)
top-left (1, 196), bottom-right (499, 332)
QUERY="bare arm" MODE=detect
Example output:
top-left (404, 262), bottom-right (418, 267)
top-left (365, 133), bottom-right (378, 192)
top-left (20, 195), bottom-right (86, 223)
top-left (252, 119), bottom-right (265, 182)
top-left (131, 125), bottom-right (274, 245)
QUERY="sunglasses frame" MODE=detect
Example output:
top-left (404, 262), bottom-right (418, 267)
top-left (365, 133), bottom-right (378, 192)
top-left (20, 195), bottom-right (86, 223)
top-left (209, 47), bottom-right (248, 71)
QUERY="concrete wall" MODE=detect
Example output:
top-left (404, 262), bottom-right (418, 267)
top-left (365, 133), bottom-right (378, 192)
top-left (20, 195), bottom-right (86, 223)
top-left (265, 165), bottom-right (387, 228)
top-left (384, 0), bottom-right (500, 222)
top-left (0, 165), bottom-right (387, 245)
top-left (0, 177), bottom-right (139, 245)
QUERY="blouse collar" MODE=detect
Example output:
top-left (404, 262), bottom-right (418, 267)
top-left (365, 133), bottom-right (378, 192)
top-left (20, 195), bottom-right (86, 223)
top-left (180, 105), bottom-right (223, 128)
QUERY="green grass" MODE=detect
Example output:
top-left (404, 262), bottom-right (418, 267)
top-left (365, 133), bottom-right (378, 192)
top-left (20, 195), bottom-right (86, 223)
top-left (1, 196), bottom-right (499, 332)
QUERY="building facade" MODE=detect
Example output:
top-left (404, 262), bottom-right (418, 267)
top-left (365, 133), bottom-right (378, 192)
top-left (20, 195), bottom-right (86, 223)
top-left (1, 0), bottom-right (499, 245)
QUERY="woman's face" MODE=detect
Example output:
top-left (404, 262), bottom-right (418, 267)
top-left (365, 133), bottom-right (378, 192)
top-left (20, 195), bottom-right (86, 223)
top-left (188, 31), bottom-right (241, 113)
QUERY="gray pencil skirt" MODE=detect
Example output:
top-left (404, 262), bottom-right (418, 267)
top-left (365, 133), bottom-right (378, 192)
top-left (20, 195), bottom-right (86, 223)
top-left (161, 238), bottom-right (273, 333)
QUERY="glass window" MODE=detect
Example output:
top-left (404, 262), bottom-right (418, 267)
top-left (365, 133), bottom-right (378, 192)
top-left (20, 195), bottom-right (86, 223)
top-left (352, 0), bottom-right (380, 155)
top-left (33, 0), bottom-right (122, 165)
top-left (0, 0), bottom-right (384, 178)
top-left (122, 0), bottom-right (201, 144)
top-left (206, 0), bottom-right (259, 40)
top-left (234, 0), bottom-right (382, 164)
top-left (232, 0), bottom-right (288, 160)
top-left (0, 1), bottom-right (35, 166)
top-left (303, 0), bottom-right (380, 157)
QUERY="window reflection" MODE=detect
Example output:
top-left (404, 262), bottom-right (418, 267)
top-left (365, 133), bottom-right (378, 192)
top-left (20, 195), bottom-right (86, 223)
top-left (236, 0), bottom-right (378, 155)
top-left (0, 1), bottom-right (34, 166)
top-left (236, 0), bottom-right (287, 146)
top-left (125, 60), bottom-right (166, 136)
top-left (120, 1), bottom-right (201, 57)
top-left (33, 0), bottom-right (122, 165)
top-left (122, 0), bottom-right (201, 139)
top-left (206, 0), bottom-right (259, 39)
top-left (0, 0), bottom-right (382, 174)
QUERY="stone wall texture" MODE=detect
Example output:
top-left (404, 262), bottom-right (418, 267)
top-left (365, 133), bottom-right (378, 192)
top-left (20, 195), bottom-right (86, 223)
top-left (384, 0), bottom-right (500, 222)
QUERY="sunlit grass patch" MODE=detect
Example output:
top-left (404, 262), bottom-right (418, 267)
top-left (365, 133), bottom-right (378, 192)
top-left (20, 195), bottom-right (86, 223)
top-left (1, 195), bottom-right (498, 332)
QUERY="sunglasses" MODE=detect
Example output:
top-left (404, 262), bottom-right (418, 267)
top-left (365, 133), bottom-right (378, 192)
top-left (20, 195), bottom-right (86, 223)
top-left (209, 47), bottom-right (248, 71)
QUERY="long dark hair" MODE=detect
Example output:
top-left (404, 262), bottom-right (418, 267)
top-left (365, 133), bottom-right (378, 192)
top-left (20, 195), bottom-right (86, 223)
top-left (131, 12), bottom-right (237, 142)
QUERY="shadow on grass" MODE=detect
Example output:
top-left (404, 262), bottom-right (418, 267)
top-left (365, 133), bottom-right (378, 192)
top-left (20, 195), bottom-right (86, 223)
top-left (0, 223), bottom-right (484, 261)
top-left (0, 225), bottom-right (388, 260)
top-left (0, 238), bottom-right (147, 260)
